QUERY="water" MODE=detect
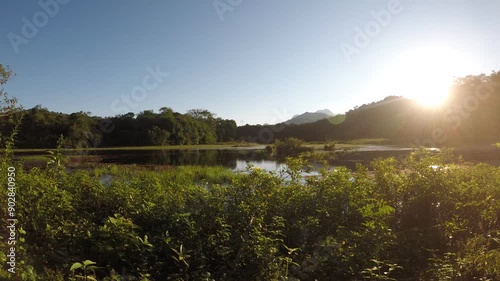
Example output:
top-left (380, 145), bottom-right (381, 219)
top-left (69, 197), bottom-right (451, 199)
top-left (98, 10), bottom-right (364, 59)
top-left (96, 149), bottom-right (274, 170)
top-left (18, 145), bottom-right (500, 172)
top-left (76, 147), bottom-right (414, 170)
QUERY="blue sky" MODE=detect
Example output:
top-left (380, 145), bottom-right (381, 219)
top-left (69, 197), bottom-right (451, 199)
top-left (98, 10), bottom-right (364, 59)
top-left (1, 0), bottom-right (499, 125)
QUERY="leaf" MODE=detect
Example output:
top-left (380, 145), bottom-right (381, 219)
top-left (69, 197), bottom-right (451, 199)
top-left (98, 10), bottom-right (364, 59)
top-left (83, 260), bottom-right (96, 267)
top-left (140, 235), bottom-right (153, 247)
top-left (86, 265), bottom-right (102, 271)
top-left (18, 227), bottom-right (26, 235)
top-left (70, 262), bottom-right (83, 272)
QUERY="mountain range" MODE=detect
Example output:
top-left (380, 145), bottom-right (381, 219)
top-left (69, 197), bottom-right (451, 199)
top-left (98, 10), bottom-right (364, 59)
top-left (285, 109), bottom-right (335, 125)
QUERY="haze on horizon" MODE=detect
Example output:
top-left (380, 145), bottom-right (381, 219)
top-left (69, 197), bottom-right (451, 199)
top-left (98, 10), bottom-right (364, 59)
top-left (1, 0), bottom-right (499, 125)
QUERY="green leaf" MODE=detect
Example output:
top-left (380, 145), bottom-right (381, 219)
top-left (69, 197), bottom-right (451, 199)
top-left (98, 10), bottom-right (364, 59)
top-left (18, 227), bottom-right (26, 235)
top-left (83, 260), bottom-right (96, 267)
top-left (70, 262), bottom-right (83, 272)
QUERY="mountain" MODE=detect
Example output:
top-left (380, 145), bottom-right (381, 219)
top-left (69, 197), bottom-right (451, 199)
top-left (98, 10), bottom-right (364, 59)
top-left (285, 109), bottom-right (335, 125)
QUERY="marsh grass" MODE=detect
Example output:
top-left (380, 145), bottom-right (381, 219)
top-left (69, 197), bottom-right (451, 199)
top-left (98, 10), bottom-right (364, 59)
top-left (93, 164), bottom-right (238, 185)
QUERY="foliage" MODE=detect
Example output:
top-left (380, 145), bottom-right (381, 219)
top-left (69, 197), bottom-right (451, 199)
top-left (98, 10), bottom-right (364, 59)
top-left (0, 64), bottom-right (18, 117)
top-left (45, 135), bottom-right (67, 170)
top-left (147, 126), bottom-right (170, 146)
top-left (1, 106), bottom-right (236, 149)
top-left (323, 139), bottom-right (337, 151)
top-left (361, 259), bottom-right (402, 280)
top-left (69, 260), bottom-right (101, 281)
top-left (269, 137), bottom-right (313, 156)
top-left (3, 139), bottom-right (500, 280)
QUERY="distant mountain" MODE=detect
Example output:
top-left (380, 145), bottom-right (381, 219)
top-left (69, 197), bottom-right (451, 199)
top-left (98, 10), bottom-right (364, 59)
top-left (285, 109), bottom-right (335, 125)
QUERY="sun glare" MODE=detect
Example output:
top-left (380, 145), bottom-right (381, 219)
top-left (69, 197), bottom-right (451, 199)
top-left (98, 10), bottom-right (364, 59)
top-left (379, 46), bottom-right (473, 107)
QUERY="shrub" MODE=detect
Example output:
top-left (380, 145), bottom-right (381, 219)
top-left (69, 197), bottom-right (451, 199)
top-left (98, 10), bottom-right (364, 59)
top-left (323, 140), bottom-right (337, 151)
top-left (270, 137), bottom-right (313, 156)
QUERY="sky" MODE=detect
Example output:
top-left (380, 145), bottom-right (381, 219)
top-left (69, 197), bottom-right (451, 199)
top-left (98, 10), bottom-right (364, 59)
top-left (1, 0), bottom-right (499, 125)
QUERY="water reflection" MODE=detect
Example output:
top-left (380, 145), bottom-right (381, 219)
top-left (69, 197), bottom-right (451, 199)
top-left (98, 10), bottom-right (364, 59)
top-left (17, 145), bottom-right (500, 171)
top-left (98, 149), bottom-right (274, 170)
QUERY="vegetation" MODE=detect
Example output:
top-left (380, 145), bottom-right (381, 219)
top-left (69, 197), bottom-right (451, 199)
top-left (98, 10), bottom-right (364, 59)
top-left (0, 106), bottom-right (237, 149)
top-left (267, 137), bottom-right (314, 156)
top-left (323, 140), bottom-right (337, 151)
top-left (3, 141), bottom-right (500, 280)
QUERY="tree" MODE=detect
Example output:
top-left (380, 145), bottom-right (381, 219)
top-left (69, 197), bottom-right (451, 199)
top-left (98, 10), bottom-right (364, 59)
top-left (186, 109), bottom-right (215, 120)
top-left (0, 64), bottom-right (18, 117)
top-left (159, 107), bottom-right (174, 116)
top-left (148, 126), bottom-right (170, 146)
top-left (67, 111), bottom-right (100, 148)
top-left (216, 118), bottom-right (237, 142)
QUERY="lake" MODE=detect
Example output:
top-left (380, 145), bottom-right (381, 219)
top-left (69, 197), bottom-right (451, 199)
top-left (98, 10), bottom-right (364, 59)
top-left (17, 144), bottom-right (500, 171)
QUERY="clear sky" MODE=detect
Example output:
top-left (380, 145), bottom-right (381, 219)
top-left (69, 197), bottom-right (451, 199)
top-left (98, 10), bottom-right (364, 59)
top-left (1, 0), bottom-right (499, 125)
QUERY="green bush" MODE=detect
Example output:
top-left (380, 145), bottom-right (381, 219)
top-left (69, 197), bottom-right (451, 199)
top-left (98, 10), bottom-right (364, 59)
top-left (270, 137), bottom-right (313, 156)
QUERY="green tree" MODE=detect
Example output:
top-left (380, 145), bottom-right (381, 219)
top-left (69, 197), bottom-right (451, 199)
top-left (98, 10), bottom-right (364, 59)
top-left (0, 64), bottom-right (17, 117)
top-left (148, 125), bottom-right (170, 146)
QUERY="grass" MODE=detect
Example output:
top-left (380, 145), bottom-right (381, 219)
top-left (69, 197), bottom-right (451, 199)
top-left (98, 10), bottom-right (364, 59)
top-left (16, 154), bottom-right (100, 161)
top-left (340, 138), bottom-right (391, 145)
top-left (93, 164), bottom-right (239, 185)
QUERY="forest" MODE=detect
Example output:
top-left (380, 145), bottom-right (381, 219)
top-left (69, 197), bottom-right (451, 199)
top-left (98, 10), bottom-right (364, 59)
top-left (0, 106), bottom-right (238, 149)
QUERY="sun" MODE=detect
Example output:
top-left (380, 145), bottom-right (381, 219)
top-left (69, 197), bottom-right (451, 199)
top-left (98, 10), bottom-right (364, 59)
top-left (379, 46), bottom-right (471, 107)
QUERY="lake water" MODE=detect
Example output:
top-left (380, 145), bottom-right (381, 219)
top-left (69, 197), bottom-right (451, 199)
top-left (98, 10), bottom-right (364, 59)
top-left (19, 145), bottom-right (500, 171)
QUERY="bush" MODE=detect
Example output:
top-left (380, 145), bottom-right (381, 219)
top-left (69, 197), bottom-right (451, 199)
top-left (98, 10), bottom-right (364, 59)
top-left (270, 137), bottom-right (313, 156)
top-left (323, 140), bottom-right (337, 151)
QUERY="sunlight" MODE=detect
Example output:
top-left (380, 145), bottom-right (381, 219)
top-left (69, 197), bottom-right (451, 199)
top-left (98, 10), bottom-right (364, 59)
top-left (379, 46), bottom-right (474, 107)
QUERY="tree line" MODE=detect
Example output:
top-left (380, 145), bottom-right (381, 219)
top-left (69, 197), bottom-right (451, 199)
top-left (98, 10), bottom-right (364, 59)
top-left (238, 71), bottom-right (500, 146)
top-left (0, 106), bottom-right (237, 148)
top-left (2, 63), bottom-right (500, 148)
